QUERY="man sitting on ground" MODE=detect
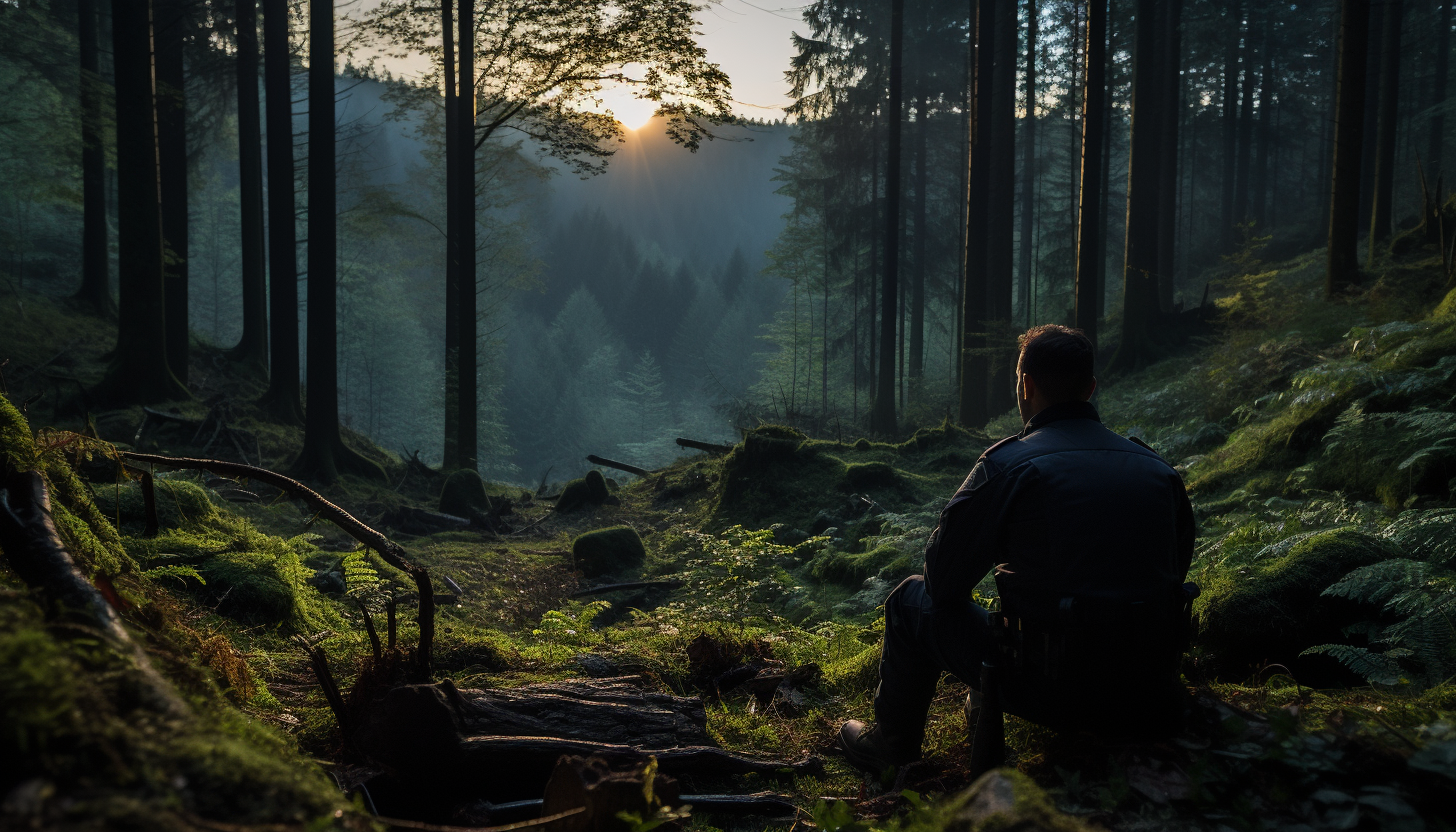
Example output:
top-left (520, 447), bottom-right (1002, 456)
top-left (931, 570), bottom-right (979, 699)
top-left (838, 324), bottom-right (1195, 772)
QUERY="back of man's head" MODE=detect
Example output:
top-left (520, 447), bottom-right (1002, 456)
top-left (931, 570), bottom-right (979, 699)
top-left (1018, 325), bottom-right (1095, 403)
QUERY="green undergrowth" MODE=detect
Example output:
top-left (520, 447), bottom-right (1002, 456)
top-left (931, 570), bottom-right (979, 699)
top-left (0, 397), bottom-right (358, 829)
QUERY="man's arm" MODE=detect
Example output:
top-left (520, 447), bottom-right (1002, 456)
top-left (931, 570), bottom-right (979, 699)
top-left (1174, 476), bottom-right (1196, 580)
top-left (923, 461), bottom-right (1005, 605)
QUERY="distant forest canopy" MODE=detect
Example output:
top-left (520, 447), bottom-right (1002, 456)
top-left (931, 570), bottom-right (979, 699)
top-left (0, 0), bottom-right (1448, 481)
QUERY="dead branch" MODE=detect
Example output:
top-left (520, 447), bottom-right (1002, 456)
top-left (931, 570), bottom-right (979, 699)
top-left (675, 437), bottom-right (735, 455)
top-left (584, 455), bottom-right (650, 477)
top-left (119, 450), bottom-right (435, 680)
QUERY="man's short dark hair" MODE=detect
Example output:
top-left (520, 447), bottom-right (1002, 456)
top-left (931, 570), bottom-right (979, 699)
top-left (1017, 325), bottom-right (1094, 402)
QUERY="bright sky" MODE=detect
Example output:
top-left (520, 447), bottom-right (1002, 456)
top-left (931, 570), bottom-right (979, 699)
top-left (697, 0), bottom-right (805, 121)
top-left (359, 0), bottom-right (805, 125)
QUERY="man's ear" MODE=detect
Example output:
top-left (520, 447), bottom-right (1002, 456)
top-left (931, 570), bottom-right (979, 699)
top-left (1020, 372), bottom-right (1038, 402)
top-left (1083, 377), bottom-right (1098, 401)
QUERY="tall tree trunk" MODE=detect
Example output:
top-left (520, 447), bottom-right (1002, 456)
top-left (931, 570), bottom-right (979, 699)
top-left (1097, 59), bottom-right (1111, 322)
top-left (1156, 0), bottom-right (1182, 311)
top-left (156, 0), bottom-right (188, 384)
top-left (1219, 0), bottom-right (1239, 250)
top-left (986, 0), bottom-right (1016, 414)
top-left (1358, 2), bottom-right (1384, 233)
top-left (1252, 10), bottom-right (1273, 229)
top-left (97, 0), bottom-right (188, 404)
top-left (822, 179), bottom-right (830, 416)
top-left (1368, 0), bottom-right (1405, 257)
top-left (1019, 0), bottom-right (1037, 327)
top-left (909, 93), bottom-right (927, 380)
top-left (260, 0), bottom-right (304, 424)
top-left (1074, 0), bottom-right (1106, 343)
top-left (1319, 11), bottom-right (1338, 229)
top-left (868, 106), bottom-right (880, 415)
top-left (1328, 0), bottom-right (1372, 295)
top-left (232, 0), bottom-right (268, 371)
top-left (1107, 0), bottom-right (1162, 374)
top-left (77, 0), bottom-right (113, 317)
top-left (293, 0), bottom-right (382, 482)
top-left (1233, 6), bottom-right (1254, 230)
top-left (1430, 0), bottom-right (1450, 179)
top-left (456, 0), bottom-right (478, 470)
top-left (870, 0), bottom-right (903, 435)
top-left (441, 0), bottom-right (459, 472)
top-left (958, 0), bottom-right (992, 428)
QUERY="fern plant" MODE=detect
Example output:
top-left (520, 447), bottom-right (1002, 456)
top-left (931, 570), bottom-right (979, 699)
top-left (1318, 406), bottom-right (1456, 507)
top-left (1302, 512), bottom-right (1456, 688)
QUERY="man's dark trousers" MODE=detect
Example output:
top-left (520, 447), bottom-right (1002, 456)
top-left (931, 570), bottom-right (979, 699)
top-left (873, 575), bottom-right (992, 749)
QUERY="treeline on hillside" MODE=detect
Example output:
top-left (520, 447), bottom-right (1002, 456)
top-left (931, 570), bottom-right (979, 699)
top-left (504, 220), bottom-right (779, 480)
top-left (759, 0), bottom-right (1452, 435)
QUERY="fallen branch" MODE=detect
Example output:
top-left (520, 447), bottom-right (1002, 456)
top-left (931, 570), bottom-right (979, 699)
top-left (570, 580), bottom-right (682, 598)
top-left (118, 451), bottom-right (435, 680)
top-left (675, 437), bottom-right (735, 455)
top-left (584, 454), bottom-right (650, 477)
top-left (375, 807), bottom-right (585, 832)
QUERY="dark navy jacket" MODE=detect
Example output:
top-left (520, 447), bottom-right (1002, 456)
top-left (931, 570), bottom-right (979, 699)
top-left (924, 401), bottom-right (1195, 613)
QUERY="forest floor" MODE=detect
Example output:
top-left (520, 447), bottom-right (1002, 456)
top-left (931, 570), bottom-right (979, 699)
top-left (4, 237), bottom-right (1456, 832)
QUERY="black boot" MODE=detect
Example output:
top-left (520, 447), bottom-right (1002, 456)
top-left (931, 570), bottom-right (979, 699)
top-left (838, 719), bottom-right (920, 773)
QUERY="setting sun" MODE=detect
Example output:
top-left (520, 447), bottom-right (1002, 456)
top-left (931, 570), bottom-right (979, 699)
top-left (591, 84), bottom-right (659, 130)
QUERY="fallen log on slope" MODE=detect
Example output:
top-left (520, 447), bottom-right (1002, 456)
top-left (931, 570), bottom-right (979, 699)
top-left (675, 437), bottom-right (735, 455)
top-left (584, 455), bottom-right (650, 478)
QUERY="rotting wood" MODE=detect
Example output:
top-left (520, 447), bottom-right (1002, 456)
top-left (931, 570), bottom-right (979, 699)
top-left (452, 678), bottom-right (711, 748)
top-left (674, 437), bottom-right (735, 455)
top-left (539, 754), bottom-right (680, 832)
top-left (357, 596), bottom-right (382, 661)
top-left (584, 455), bottom-right (650, 477)
top-left (350, 680), bottom-right (821, 810)
top-left (118, 450), bottom-right (435, 680)
top-left (140, 470), bottom-right (159, 536)
top-left (570, 580), bottom-right (682, 599)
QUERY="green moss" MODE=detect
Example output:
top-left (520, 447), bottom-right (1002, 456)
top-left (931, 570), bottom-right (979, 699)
top-left (893, 420), bottom-right (985, 455)
top-left (434, 626), bottom-right (519, 675)
top-left (1433, 287), bottom-right (1456, 320)
top-left (714, 431), bottom-right (848, 530)
top-left (91, 477), bottom-right (219, 532)
top-left (0, 398), bottom-right (137, 577)
top-left (0, 598), bottom-right (345, 828)
top-left (820, 642), bottom-right (881, 693)
top-left (439, 468), bottom-right (490, 517)
top-left (572, 525), bottom-right (646, 578)
top-left (1196, 528), bottom-right (1398, 681)
top-left (557, 469), bottom-right (612, 513)
top-left (1189, 383), bottom-right (1367, 495)
top-left (844, 461), bottom-right (899, 489)
top-left (126, 521), bottom-right (338, 632)
top-left (810, 544), bottom-right (904, 586)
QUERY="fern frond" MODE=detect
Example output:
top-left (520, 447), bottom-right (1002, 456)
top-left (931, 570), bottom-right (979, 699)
top-left (1301, 644), bottom-right (1406, 686)
top-left (1383, 509), bottom-right (1456, 564)
top-left (341, 549), bottom-right (380, 590)
top-left (1323, 559), bottom-right (1431, 607)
